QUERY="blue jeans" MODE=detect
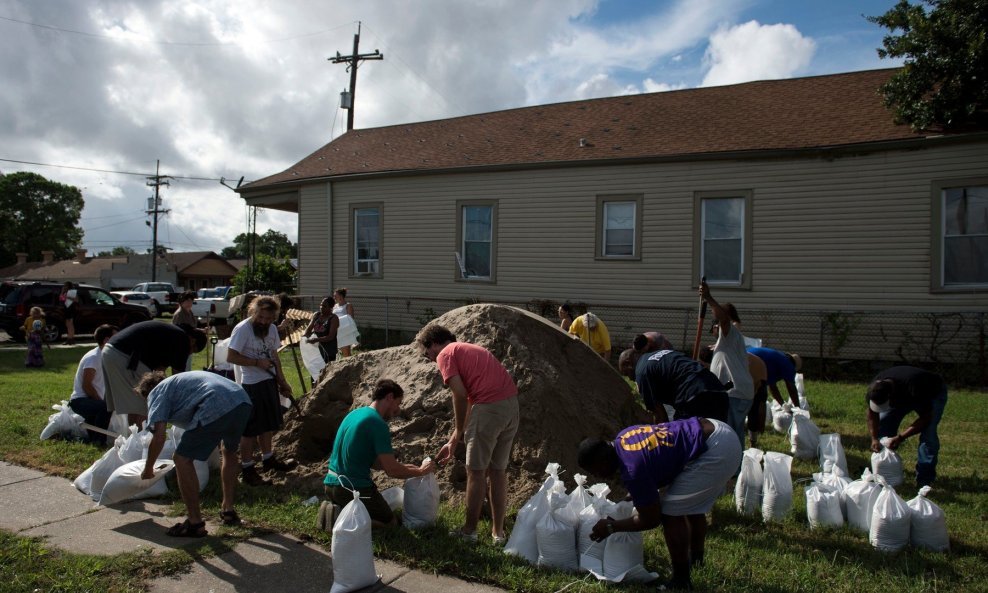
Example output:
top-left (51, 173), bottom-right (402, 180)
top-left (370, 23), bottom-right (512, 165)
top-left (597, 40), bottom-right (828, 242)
top-left (68, 397), bottom-right (111, 445)
top-left (726, 397), bottom-right (753, 447)
top-left (878, 386), bottom-right (948, 486)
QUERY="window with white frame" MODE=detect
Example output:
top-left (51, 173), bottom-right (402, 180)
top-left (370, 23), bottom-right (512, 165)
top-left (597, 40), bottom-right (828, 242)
top-left (596, 195), bottom-right (642, 259)
top-left (942, 186), bottom-right (988, 286)
top-left (353, 206), bottom-right (380, 276)
top-left (458, 203), bottom-right (495, 280)
top-left (701, 196), bottom-right (745, 284)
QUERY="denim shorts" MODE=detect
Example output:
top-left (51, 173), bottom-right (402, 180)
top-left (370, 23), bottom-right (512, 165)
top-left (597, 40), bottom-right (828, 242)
top-left (175, 403), bottom-right (252, 461)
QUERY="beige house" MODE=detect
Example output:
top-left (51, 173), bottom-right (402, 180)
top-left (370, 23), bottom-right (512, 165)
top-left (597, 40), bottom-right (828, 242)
top-left (238, 69), bottom-right (987, 365)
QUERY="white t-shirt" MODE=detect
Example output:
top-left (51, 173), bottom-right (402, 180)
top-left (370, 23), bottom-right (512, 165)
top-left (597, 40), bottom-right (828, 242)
top-left (228, 317), bottom-right (281, 385)
top-left (71, 347), bottom-right (104, 400)
top-left (711, 325), bottom-right (755, 400)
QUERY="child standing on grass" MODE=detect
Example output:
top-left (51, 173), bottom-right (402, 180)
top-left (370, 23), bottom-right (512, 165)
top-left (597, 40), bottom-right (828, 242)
top-left (23, 307), bottom-right (46, 367)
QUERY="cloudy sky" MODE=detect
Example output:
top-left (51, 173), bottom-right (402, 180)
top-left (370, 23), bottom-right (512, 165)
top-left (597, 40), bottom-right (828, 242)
top-left (0, 0), bottom-right (902, 256)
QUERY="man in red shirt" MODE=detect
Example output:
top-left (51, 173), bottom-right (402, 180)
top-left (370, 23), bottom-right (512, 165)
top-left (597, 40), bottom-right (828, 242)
top-left (415, 323), bottom-right (519, 544)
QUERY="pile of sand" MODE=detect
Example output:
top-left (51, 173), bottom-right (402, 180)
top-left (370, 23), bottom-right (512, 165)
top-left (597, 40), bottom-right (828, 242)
top-left (274, 304), bottom-right (649, 508)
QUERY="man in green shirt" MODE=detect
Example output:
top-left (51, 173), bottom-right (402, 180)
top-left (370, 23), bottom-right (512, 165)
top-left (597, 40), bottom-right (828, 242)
top-left (322, 379), bottom-right (435, 528)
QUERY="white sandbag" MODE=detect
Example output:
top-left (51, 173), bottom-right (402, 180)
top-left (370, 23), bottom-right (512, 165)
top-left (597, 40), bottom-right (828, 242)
top-left (869, 478), bottom-right (911, 552)
top-left (300, 338), bottom-right (327, 382)
top-left (88, 440), bottom-right (126, 501)
top-left (402, 459), bottom-right (439, 530)
top-left (194, 459), bottom-right (210, 492)
top-left (381, 486), bottom-right (404, 511)
top-left (577, 483), bottom-right (612, 574)
top-left (789, 408), bottom-right (820, 460)
top-left (98, 459), bottom-right (175, 506)
top-left (206, 446), bottom-right (222, 470)
top-left (336, 314), bottom-right (359, 349)
top-left (845, 469), bottom-right (883, 533)
top-left (818, 433), bottom-right (849, 475)
top-left (813, 463), bottom-right (851, 518)
top-left (118, 426), bottom-right (145, 463)
top-left (536, 490), bottom-right (579, 572)
top-left (108, 413), bottom-right (129, 439)
top-left (735, 448), bottom-right (764, 516)
top-left (142, 428), bottom-right (177, 461)
top-left (871, 438), bottom-right (904, 487)
top-left (40, 401), bottom-right (87, 441)
top-left (73, 464), bottom-right (94, 495)
top-left (330, 489), bottom-right (379, 593)
top-left (565, 473), bottom-right (592, 516)
top-left (596, 502), bottom-right (657, 583)
top-left (762, 452), bottom-right (793, 522)
top-left (795, 373), bottom-right (809, 410)
top-left (805, 483), bottom-right (843, 528)
top-left (772, 401), bottom-right (793, 434)
top-left (504, 462), bottom-right (562, 563)
top-left (907, 486), bottom-right (949, 552)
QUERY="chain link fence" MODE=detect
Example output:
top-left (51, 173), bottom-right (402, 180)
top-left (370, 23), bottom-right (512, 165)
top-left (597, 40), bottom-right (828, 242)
top-left (289, 294), bottom-right (986, 388)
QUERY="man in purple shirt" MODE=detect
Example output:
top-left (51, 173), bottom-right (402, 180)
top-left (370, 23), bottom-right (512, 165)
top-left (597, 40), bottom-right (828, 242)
top-left (578, 417), bottom-right (741, 591)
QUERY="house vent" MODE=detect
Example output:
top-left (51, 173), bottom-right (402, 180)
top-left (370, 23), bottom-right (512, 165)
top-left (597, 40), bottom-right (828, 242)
top-left (579, 138), bottom-right (588, 147)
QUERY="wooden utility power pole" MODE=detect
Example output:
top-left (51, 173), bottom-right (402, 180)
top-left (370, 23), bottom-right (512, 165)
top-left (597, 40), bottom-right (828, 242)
top-left (145, 160), bottom-right (171, 281)
top-left (329, 21), bottom-right (383, 131)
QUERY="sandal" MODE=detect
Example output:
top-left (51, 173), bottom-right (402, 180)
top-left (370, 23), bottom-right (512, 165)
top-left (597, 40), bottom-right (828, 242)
top-left (220, 510), bottom-right (242, 526)
top-left (166, 519), bottom-right (208, 538)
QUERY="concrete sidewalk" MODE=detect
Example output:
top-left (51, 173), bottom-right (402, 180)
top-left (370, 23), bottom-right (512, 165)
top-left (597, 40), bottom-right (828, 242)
top-left (0, 461), bottom-right (506, 593)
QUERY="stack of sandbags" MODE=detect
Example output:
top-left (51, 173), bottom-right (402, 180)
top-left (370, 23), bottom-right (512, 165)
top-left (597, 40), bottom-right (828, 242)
top-left (504, 463), bottom-right (563, 563)
top-left (40, 401), bottom-right (87, 441)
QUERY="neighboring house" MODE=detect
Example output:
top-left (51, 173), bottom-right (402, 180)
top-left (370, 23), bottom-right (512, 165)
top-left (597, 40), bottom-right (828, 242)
top-left (100, 254), bottom-right (179, 290)
top-left (163, 251), bottom-right (239, 291)
top-left (5, 249), bottom-right (126, 286)
top-left (237, 69), bottom-right (987, 360)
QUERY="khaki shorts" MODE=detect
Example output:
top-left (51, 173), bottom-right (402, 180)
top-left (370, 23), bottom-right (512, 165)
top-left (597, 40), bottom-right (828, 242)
top-left (465, 396), bottom-right (519, 471)
top-left (101, 344), bottom-right (151, 416)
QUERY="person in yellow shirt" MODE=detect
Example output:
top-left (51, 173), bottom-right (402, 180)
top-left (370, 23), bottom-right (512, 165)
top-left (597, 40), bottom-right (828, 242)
top-left (568, 312), bottom-right (611, 360)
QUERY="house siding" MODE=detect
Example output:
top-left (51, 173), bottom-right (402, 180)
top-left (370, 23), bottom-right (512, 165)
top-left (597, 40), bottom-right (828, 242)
top-left (298, 185), bottom-right (330, 295)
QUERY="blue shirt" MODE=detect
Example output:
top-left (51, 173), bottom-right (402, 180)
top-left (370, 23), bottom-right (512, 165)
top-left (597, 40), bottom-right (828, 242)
top-left (746, 347), bottom-right (796, 385)
top-left (147, 371), bottom-right (251, 429)
top-left (325, 406), bottom-right (394, 489)
top-left (613, 418), bottom-right (708, 508)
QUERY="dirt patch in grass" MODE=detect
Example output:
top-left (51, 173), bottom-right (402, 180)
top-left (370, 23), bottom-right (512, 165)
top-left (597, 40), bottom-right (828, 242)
top-left (272, 304), bottom-right (649, 508)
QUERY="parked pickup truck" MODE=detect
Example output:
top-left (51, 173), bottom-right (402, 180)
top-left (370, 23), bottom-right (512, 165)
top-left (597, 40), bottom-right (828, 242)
top-left (131, 282), bottom-right (179, 316)
top-left (191, 286), bottom-right (235, 324)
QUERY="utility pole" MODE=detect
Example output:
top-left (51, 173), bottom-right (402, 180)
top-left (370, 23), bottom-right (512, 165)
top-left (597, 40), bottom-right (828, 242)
top-left (145, 160), bottom-right (171, 281)
top-left (330, 21), bottom-right (383, 131)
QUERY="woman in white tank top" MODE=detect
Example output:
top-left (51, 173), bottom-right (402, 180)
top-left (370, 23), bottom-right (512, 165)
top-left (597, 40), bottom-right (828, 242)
top-left (332, 288), bottom-right (356, 356)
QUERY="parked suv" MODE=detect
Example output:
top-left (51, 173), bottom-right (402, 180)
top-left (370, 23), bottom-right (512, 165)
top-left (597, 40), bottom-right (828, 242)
top-left (0, 281), bottom-right (152, 342)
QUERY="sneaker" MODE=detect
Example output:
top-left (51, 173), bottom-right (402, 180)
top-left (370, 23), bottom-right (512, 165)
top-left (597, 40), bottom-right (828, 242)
top-left (261, 455), bottom-right (298, 472)
top-left (449, 529), bottom-right (478, 543)
top-left (240, 465), bottom-right (271, 486)
top-left (316, 501), bottom-right (342, 531)
top-left (491, 534), bottom-right (507, 546)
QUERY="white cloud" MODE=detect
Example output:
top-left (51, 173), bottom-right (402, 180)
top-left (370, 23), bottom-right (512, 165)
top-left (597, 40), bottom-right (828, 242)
top-left (642, 79), bottom-right (687, 93)
top-left (701, 20), bottom-right (815, 87)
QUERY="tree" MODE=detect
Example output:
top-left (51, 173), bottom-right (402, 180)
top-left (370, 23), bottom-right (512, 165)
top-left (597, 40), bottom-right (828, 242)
top-left (0, 171), bottom-right (84, 267)
top-left (97, 246), bottom-right (137, 257)
top-left (232, 253), bottom-right (296, 292)
top-left (869, 0), bottom-right (988, 131)
top-left (221, 230), bottom-right (297, 260)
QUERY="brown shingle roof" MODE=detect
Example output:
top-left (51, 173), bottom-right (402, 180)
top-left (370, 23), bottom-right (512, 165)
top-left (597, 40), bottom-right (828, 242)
top-left (14, 256), bottom-right (126, 282)
top-left (243, 68), bottom-right (942, 191)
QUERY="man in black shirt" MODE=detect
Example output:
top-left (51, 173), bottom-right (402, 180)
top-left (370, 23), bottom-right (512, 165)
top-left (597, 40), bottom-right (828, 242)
top-left (866, 365), bottom-right (948, 486)
top-left (102, 321), bottom-right (207, 426)
top-left (619, 348), bottom-right (729, 424)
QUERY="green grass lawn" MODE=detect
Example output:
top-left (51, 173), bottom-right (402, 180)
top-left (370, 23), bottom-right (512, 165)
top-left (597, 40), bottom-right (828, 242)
top-left (1, 344), bottom-right (986, 592)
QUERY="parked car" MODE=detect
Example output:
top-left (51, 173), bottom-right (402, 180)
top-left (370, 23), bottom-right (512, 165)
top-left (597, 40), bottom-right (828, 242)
top-left (110, 291), bottom-right (159, 316)
top-left (0, 281), bottom-right (153, 342)
top-left (191, 286), bottom-right (236, 325)
top-left (130, 281), bottom-right (179, 315)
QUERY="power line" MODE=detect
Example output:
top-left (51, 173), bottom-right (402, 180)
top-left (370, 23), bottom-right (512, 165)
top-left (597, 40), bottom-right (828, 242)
top-left (0, 157), bottom-right (238, 182)
top-left (0, 14), bottom-right (357, 47)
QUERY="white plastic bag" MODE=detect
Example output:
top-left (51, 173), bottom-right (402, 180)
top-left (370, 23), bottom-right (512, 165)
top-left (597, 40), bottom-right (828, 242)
top-left (577, 483), bottom-right (612, 573)
top-left (536, 490), bottom-right (579, 571)
top-left (789, 408), bottom-right (820, 460)
top-left (845, 468), bottom-right (883, 533)
top-left (772, 402), bottom-right (793, 434)
top-left (40, 401), bottom-right (87, 441)
top-left (118, 426), bottom-right (145, 464)
top-left (596, 501), bottom-right (658, 583)
top-left (402, 459), bottom-right (439, 530)
top-left (336, 314), bottom-right (359, 349)
top-left (381, 486), bottom-right (404, 511)
top-left (907, 486), bottom-right (949, 552)
top-left (813, 463), bottom-right (850, 518)
top-left (762, 452), bottom-right (793, 522)
top-left (108, 413), bottom-right (129, 439)
top-left (735, 448), bottom-right (764, 516)
top-left (805, 483), bottom-right (843, 528)
top-left (98, 459), bottom-right (175, 506)
top-left (871, 438), bottom-right (904, 487)
top-left (818, 433), bottom-right (849, 476)
top-left (505, 462), bottom-right (562, 563)
top-left (88, 438), bottom-right (126, 501)
top-left (869, 477), bottom-right (911, 552)
top-left (565, 473), bottom-right (592, 516)
top-left (300, 338), bottom-right (327, 383)
top-left (330, 488), bottom-right (379, 593)
top-left (795, 373), bottom-right (809, 410)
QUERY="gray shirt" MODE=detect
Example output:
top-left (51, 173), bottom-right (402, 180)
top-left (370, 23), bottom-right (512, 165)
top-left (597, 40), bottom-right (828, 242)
top-left (147, 371), bottom-right (250, 429)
